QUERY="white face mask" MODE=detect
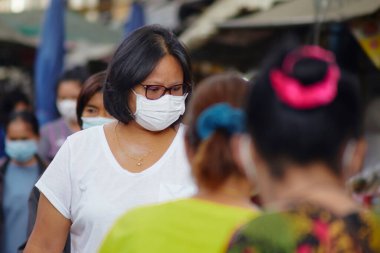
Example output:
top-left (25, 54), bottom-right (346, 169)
top-left (81, 117), bottom-right (116, 130)
top-left (133, 91), bottom-right (187, 131)
top-left (57, 99), bottom-right (77, 122)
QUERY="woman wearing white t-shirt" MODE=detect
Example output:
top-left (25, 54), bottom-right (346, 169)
top-left (25, 25), bottom-right (196, 253)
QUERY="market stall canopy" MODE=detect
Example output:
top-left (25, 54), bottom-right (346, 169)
top-left (0, 20), bottom-right (29, 46)
top-left (219, 0), bottom-right (380, 29)
top-left (0, 10), bottom-right (123, 45)
top-left (0, 10), bottom-right (123, 61)
top-left (179, 0), bottom-right (290, 50)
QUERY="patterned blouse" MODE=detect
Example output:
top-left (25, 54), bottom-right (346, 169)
top-left (227, 203), bottom-right (380, 253)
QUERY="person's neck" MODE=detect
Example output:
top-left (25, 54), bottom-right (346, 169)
top-left (259, 163), bottom-right (358, 215)
top-left (118, 121), bottom-right (177, 140)
top-left (12, 156), bottom-right (37, 167)
top-left (194, 177), bottom-right (257, 210)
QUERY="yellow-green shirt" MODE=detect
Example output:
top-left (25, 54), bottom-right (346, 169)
top-left (99, 198), bottom-right (259, 253)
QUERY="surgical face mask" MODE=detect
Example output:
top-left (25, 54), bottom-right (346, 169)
top-left (5, 140), bottom-right (38, 163)
top-left (81, 117), bottom-right (116, 130)
top-left (57, 99), bottom-right (77, 122)
top-left (133, 91), bottom-right (187, 131)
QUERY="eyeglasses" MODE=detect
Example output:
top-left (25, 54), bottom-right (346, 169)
top-left (140, 83), bottom-right (189, 100)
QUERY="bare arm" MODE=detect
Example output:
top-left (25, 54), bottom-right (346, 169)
top-left (24, 193), bottom-right (71, 253)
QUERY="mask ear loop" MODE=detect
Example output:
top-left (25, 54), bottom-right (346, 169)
top-left (342, 140), bottom-right (358, 183)
top-left (238, 135), bottom-right (257, 186)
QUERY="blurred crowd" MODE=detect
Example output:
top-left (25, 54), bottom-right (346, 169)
top-left (0, 24), bottom-right (379, 253)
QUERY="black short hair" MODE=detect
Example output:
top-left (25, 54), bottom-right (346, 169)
top-left (60, 66), bottom-right (89, 84)
top-left (246, 44), bottom-right (362, 178)
top-left (56, 66), bottom-right (89, 94)
top-left (0, 89), bottom-right (31, 125)
top-left (104, 25), bottom-right (193, 124)
top-left (5, 110), bottom-right (39, 136)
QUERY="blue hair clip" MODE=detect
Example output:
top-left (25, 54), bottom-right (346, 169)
top-left (196, 103), bottom-right (245, 141)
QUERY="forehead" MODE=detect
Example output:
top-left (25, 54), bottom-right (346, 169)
top-left (14, 102), bottom-right (31, 112)
top-left (6, 119), bottom-right (34, 136)
top-left (86, 92), bottom-right (103, 107)
top-left (58, 80), bottom-right (81, 93)
top-left (143, 55), bottom-right (183, 84)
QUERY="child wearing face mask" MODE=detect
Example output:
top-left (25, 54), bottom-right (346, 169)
top-left (0, 111), bottom-right (46, 253)
top-left (38, 67), bottom-right (88, 162)
top-left (0, 89), bottom-right (33, 159)
top-left (76, 71), bottom-right (115, 130)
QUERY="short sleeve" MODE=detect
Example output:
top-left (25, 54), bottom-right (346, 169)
top-left (35, 138), bottom-right (72, 219)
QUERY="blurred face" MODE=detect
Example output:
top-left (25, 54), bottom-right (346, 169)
top-left (14, 102), bottom-right (32, 112)
top-left (57, 80), bottom-right (82, 122)
top-left (82, 92), bottom-right (112, 118)
top-left (6, 119), bottom-right (38, 141)
top-left (128, 54), bottom-right (184, 113)
top-left (5, 119), bottom-right (39, 163)
top-left (57, 80), bottom-right (82, 101)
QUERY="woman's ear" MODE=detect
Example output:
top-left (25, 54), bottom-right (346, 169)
top-left (32, 132), bottom-right (40, 142)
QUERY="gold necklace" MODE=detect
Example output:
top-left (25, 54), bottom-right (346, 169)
top-left (114, 124), bottom-right (152, 166)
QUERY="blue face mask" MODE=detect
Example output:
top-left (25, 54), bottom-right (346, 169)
top-left (5, 140), bottom-right (38, 163)
top-left (82, 117), bottom-right (116, 130)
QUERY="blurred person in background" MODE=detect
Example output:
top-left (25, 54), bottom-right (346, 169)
top-left (0, 89), bottom-right (33, 158)
top-left (38, 67), bottom-right (87, 162)
top-left (99, 73), bottom-right (260, 253)
top-left (227, 45), bottom-right (380, 252)
top-left (25, 25), bottom-right (196, 253)
top-left (76, 71), bottom-right (115, 130)
top-left (0, 111), bottom-right (46, 253)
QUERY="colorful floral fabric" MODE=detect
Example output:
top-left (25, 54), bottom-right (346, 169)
top-left (227, 203), bottom-right (380, 253)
